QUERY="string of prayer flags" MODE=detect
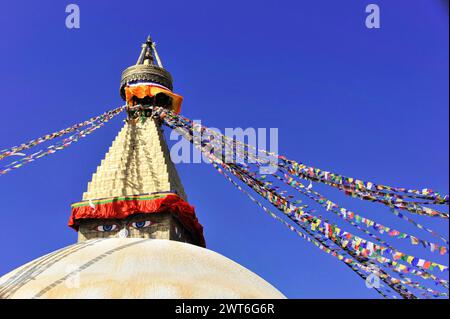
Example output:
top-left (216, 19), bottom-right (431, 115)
top-left (170, 109), bottom-right (448, 205)
top-left (280, 173), bottom-right (448, 252)
top-left (284, 166), bottom-right (449, 219)
top-left (227, 144), bottom-right (449, 254)
top-left (152, 106), bottom-right (449, 299)
top-left (171, 120), bottom-right (409, 298)
top-left (228, 163), bottom-right (448, 273)
top-left (284, 161), bottom-right (449, 205)
top-left (163, 107), bottom-right (448, 217)
top-left (0, 106), bottom-right (125, 161)
top-left (0, 106), bottom-right (125, 176)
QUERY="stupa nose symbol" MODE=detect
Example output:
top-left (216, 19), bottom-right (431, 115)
top-left (118, 228), bottom-right (129, 238)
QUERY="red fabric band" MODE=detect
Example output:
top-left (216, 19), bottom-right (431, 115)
top-left (69, 194), bottom-right (205, 247)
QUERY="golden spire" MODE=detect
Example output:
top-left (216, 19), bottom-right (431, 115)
top-left (120, 36), bottom-right (173, 99)
top-left (83, 36), bottom-right (186, 201)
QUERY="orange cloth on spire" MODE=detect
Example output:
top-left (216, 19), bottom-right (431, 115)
top-left (125, 84), bottom-right (183, 114)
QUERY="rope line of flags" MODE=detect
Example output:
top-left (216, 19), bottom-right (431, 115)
top-left (152, 106), bottom-right (449, 299)
top-left (0, 106), bottom-right (125, 175)
top-left (0, 104), bottom-right (447, 299)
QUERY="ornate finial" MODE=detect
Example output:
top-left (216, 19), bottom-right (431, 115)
top-left (136, 35), bottom-right (154, 65)
top-left (120, 36), bottom-right (173, 100)
top-left (152, 41), bottom-right (164, 68)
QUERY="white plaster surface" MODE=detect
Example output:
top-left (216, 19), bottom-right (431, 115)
top-left (0, 239), bottom-right (285, 299)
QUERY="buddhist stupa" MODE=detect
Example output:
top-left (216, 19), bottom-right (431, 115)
top-left (0, 36), bottom-right (285, 299)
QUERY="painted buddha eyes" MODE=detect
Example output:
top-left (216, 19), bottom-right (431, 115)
top-left (130, 220), bottom-right (153, 229)
top-left (96, 224), bottom-right (119, 232)
top-left (94, 220), bottom-right (154, 232)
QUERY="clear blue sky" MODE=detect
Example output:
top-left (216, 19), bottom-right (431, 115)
top-left (0, 1), bottom-right (448, 298)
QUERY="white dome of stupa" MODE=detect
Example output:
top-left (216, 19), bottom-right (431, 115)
top-left (0, 238), bottom-right (285, 299)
